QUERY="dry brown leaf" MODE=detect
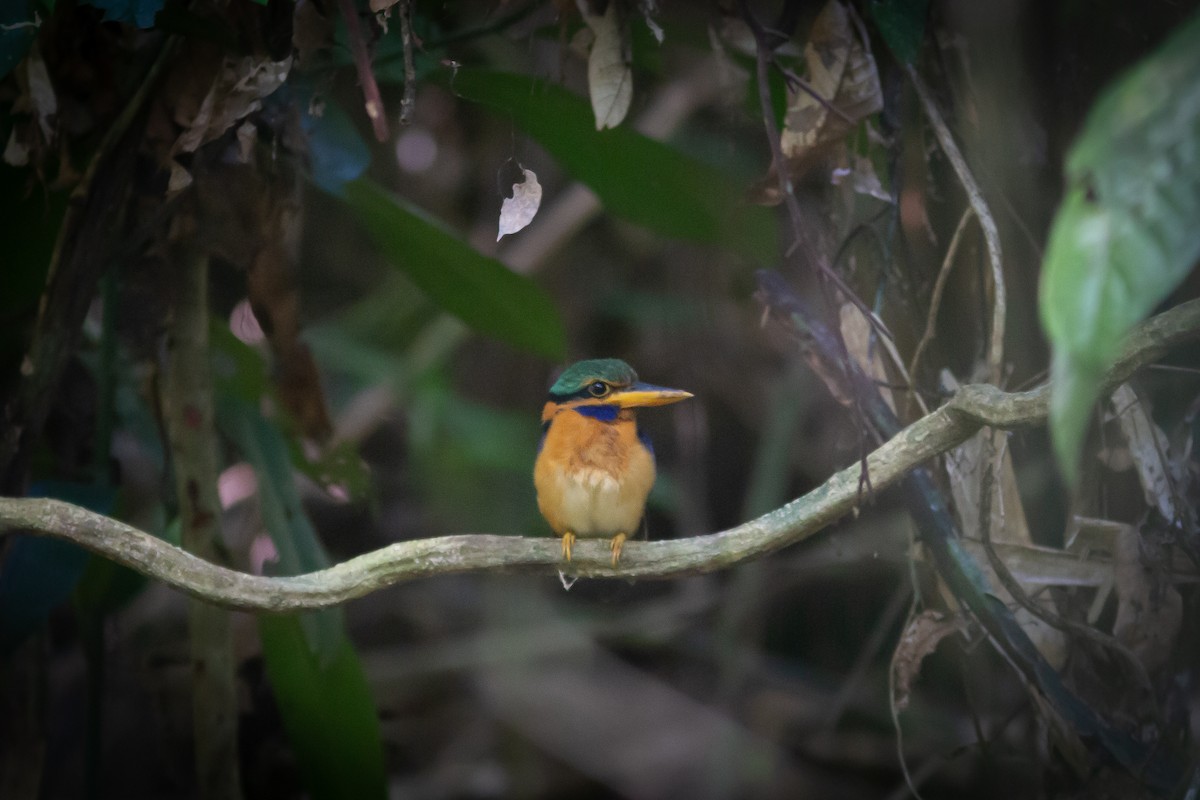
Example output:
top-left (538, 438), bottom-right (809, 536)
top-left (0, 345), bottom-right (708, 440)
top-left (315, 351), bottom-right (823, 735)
top-left (637, 0), bottom-right (663, 43)
top-left (747, 1), bottom-right (881, 205)
top-left (831, 153), bottom-right (891, 202)
top-left (578, 0), bottom-right (632, 130)
top-left (172, 54), bottom-right (292, 157)
top-left (839, 302), bottom-right (893, 412)
top-left (942, 373), bottom-right (1031, 547)
top-left (4, 43), bottom-right (57, 167)
top-left (940, 371), bottom-right (1067, 667)
top-left (23, 43), bottom-right (58, 142)
top-left (497, 167), bottom-right (543, 240)
top-left (1110, 383), bottom-right (1184, 523)
top-left (1113, 526), bottom-right (1182, 672)
top-left (779, 0), bottom-right (881, 160)
top-left (892, 610), bottom-right (968, 711)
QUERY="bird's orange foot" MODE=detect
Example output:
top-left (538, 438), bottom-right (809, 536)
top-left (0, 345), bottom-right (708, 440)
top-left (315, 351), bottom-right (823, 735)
top-left (561, 531), bottom-right (576, 562)
top-left (609, 532), bottom-right (627, 567)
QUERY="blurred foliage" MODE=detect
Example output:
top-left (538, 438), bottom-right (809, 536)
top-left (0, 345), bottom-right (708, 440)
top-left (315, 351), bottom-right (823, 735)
top-left (2, 0), bottom-right (1199, 798)
top-left (1040, 9), bottom-right (1200, 482)
top-left (258, 612), bottom-right (387, 800)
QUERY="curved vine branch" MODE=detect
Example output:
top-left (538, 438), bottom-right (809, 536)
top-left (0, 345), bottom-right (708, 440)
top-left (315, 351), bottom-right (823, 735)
top-left (1, 298), bottom-right (1198, 612)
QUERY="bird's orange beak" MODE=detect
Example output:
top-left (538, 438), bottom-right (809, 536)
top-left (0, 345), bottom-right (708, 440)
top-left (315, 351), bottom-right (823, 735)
top-left (611, 382), bottom-right (693, 409)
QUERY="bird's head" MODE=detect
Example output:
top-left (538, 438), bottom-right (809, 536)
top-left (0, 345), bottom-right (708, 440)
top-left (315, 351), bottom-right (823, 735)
top-left (542, 358), bottom-right (692, 422)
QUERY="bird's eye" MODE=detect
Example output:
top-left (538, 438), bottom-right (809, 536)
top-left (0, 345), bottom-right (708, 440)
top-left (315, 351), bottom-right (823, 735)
top-left (588, 381), bottom-right (610, 397)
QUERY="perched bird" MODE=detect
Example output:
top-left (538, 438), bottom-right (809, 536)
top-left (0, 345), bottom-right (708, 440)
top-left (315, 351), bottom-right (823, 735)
top-left (534, 359), bottom-right (692, 567)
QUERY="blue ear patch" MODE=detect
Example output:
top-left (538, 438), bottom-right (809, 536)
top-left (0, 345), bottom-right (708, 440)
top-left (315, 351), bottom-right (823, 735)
top-left (574, 404), bottom-right (619, 422)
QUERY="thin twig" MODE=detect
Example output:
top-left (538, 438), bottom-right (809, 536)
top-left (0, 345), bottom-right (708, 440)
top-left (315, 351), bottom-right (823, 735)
top-left (397, 0), bottom-right (417, 126)
top-left (908, 207), bottom-right (974, 381)
top-left (161, 251), bottom-right (242, 800)
top-left (888, 594), bottom-right (928, 800)
top-left (824, 579), bottom-right (912, 730)
top-left (737, 0), bottom-right (888, 337)
top-left (2, 298), bottom-right (1198, 611)
top-left (775, 63), bottom-right (855, 126)
top-left (338, 0), bottom-right (389, 141)
top-left (977, 434), bottom-right (1165, 730)
top-left (908, 67), bottom-right (1005, 386)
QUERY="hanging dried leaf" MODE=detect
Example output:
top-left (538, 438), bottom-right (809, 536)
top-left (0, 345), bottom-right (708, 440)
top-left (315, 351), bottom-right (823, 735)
top-left (943, 379), bottom-right (1032, 548)
top-left (638, 0), bottom-right (663, 43)
top-left (1113, 526), bottom-right (1182, 672)
top-left (892, 610), bottom-right (968, 710)
top-left (22, 42), bottom-right (57, 141)
top-left (3, 43), bottom-right (57, 168)
top-left (578, 0), bottom-right (633, 130)
top-left (172, 53), bottom-right (292, 157)
top-left (839, 302), bottom-right (894, 412)
top-left (780, 0), bottom-right (882, 160)
top-left (1110, 383), bottom-right (1186, 524)
top-left (3, 128), bottom-right (29, 166)
top-left (748, 1), bottom-right (882, 205)
top-left (497, 168), bottom-right (543, 240)
top-left (831, 153), bottom-right (892, 202)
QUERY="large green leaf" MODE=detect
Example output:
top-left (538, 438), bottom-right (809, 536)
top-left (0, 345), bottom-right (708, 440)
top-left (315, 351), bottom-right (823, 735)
top-left (259, 613), bottom-right (387, 800)
top-left (218, 398), bottom-right (343, 661)
top-left (219, 399), bottom-right (386, 799)
top-left (448, 68), bottom-right (778, 263)
top-left (1040, 10), bottom-right (1200, 482)
top-left (340, 177), bottom-right (567, 360)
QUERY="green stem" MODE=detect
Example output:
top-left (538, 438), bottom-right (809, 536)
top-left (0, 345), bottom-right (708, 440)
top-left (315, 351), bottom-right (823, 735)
top-left (161, 253), bottom-right (243, 800)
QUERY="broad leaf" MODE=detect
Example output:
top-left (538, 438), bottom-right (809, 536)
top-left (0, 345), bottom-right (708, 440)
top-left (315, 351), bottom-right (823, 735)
top-left (580, 0), bottom-right (633, 129)
top-left (1040, 10), bottom-right (1200, 482)
top-left (448, 68), bottom-right (778, 263)
top-left (259, 613), bottom-right (387, 800)
top-left (339, 177), bottom-right (567, 360)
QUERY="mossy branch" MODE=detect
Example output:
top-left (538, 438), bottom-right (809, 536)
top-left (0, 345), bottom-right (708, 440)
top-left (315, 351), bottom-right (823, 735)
top-left (1, 298), bottom-right (1198, 612)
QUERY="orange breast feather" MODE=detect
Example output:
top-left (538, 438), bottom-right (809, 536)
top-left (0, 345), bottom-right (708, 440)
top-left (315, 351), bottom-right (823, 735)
top-left (534, 408), bottom-right (655, 538)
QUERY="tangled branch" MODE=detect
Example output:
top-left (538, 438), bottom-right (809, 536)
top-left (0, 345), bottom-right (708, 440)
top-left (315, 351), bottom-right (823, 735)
top-left (2, 298), bottom-right (1198, 612)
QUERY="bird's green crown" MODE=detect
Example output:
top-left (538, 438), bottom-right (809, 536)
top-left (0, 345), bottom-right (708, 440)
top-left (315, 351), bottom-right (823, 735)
top-left (548, 358), bottom-right (637, 399)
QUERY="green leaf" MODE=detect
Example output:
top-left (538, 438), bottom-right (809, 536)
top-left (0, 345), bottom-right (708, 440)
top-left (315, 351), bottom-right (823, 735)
top-left (447, 68), bottom-right (778, 262)
top-left (259, 613), bottom-right (387, 800)
top-left (339, 177), bottom-right (567, 360)
top-left (869, 0), bottom-right (928, 65)
top-left (218, 398), bottom-right (343, 662)
top-left (1040, 10), bottom-right (1200, 483)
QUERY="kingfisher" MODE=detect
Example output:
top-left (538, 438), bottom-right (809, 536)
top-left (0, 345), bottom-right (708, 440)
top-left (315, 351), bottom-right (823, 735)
top-left (534, 359), bottom-right (692, 567)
